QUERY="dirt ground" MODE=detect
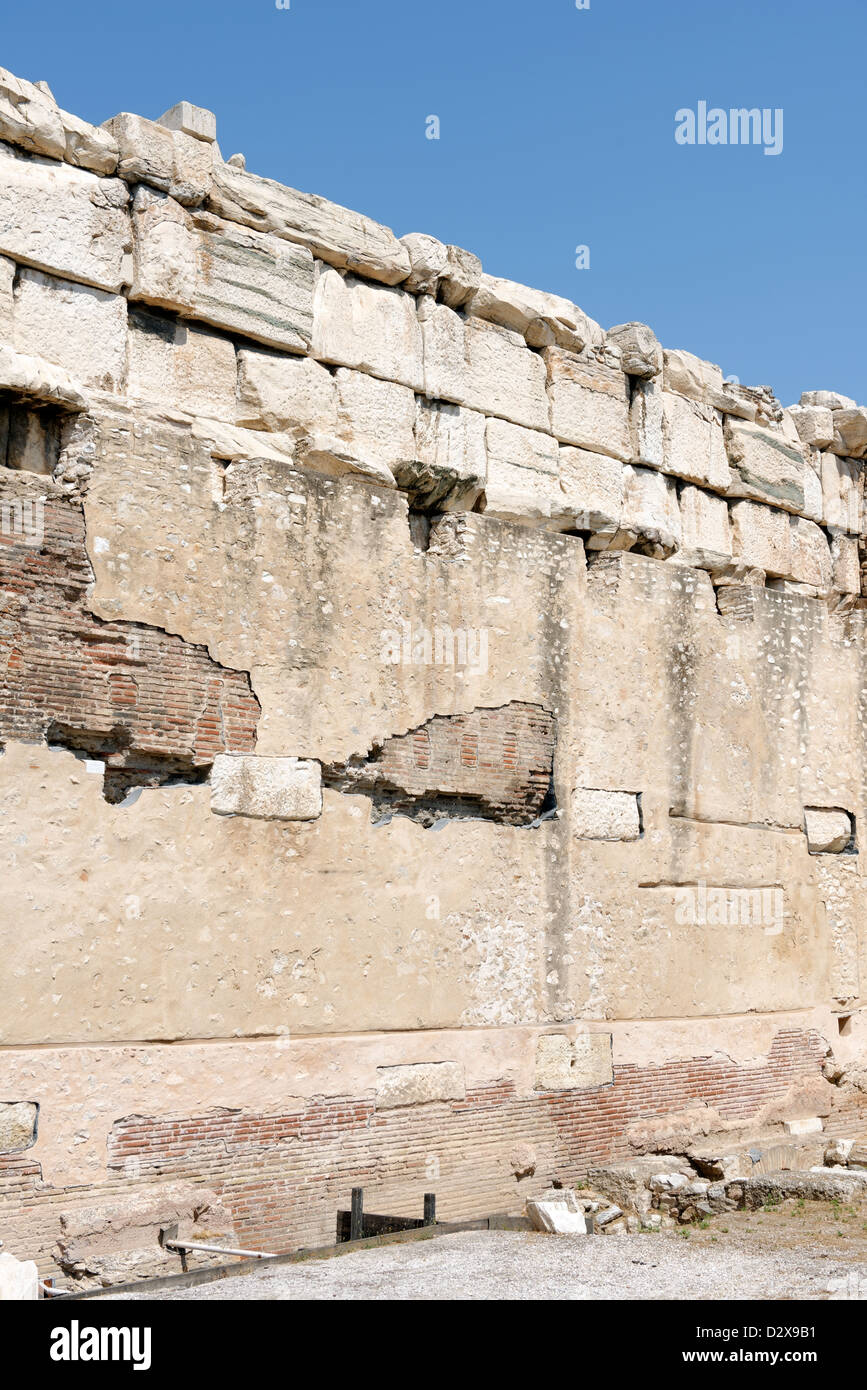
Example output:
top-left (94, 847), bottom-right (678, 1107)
top-left (110, 1198), bottom-right (867, 1300)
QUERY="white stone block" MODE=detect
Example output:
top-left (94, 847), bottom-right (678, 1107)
top-left (662, 391), bottom-right (730, 490)
top-left (103, 112), bottom-right (213, 206)
top-left (0, 1252), bottom-right (38, 1300)
top-left (128, 308), bottom-right (237, 420)
top-left (526, 1199), bottom-right (588, 1235)
top-left (0, 1101), bottom-right (37, 1152)
top-left (0, 344), bottom-right (87, 411)
top-left (130, 188), bottom-right (314, 352)
top-left (800, 390), bottom-right (856, 411)
top-left (470, 273), bottom-right (593, 352)
top-left (558, 445), bottom-right (623, 538)
top-left (312, 266), bottom-right (423, 390)
top-left (613, 464), bottom-right (681, 555)
top-left (400, 232), bottom-right (448, 294)
top-left (630, 377), bottom-right (664, 468)
top-left (820, 452), bottom-right (862, 534)
top-left (334, 368), bottom-right (417, 470)
top-left (0, 65), bottom-right (118, 174)
top-left (13, 268), bottom-right (127, 392)
top-left (677, 484), bottom-right (732, 568)
top-left (725, 418), bottom-right (808, 514)
top-left (375, 1061), bottom-right (466, 1108)
top-left (0, 253), bottom-right (13, 341)
top-left (535, 1032), bottom-right (614, 1089)
top-left (730, 499), bottom-right (829, 585)
top-left (544, 347), bottom-right (631, 460)
top-left (830, 407), bottom-right (867, 460)
top-left (606, 321), bottom-right (662, 378)
top-left (208, 157), bottom-right (411, 286)
top-left (485, 417), bottom-right (558, 476)
top-left (210, 755), bottom-right (322, 821)
top-left (788, 403), bottom-right (834, 450)
top-left (439, 243), bottom-right (482, 309)
top-left (157, 102), bottom-right (217, 144)
top-left (662, 347), bottom-right (724, 403)
top-left (236, 348), bottom-right (337, 434)
top-left (830, 533), bottom-right (860, 597)
top-left (0, 141), bottom-right (130, 293)
top-left (413, 399), bottom-right (486, 511)
top-left (419, 299), bottom-right (550, 432)
top-left (572, 787), bottom-right (641, 841)
top-left (788, 514), bottom-right (832, 591)
top-left (804, 808), bottom-right (854, 854)
top-left (784, 1116), bottom-right (824, 1136)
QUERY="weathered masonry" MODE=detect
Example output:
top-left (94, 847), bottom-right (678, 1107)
top-left (0, 67), bottom-right (866, 1286)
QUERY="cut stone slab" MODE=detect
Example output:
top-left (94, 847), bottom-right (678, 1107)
top-left (801, 389), bottom-right (856, 411)
top-left (0, 344), bottom-right (87, 412)
top-left (630, 377), bottom-right (664, 468)
top-left (821, 451), bottom-right (862, 533)
top-left (375, 1061), bottom-right (465, 1109)
top-left (419, 299), bottom-right (550, 433)
top-left (128, 307), bottom-right (237, 421)
top-left (485, 417), bottom-right (558, 476)
top-left (311, 266), bottom-right (423, 391)
top-left (804, 808), bottom-right (854, 854)
top-left (544, 347), bottom-right (631, 460)
top-left (663, 347), bottom-right (723, 404)
top-left (0, 141), bottom-right (131, 293)
top-left (130, 187), bottom-right (314, 352)
top-left (611, 464), bottom-right (681, 556)
top-left (210, 755), bottom-right (322, 821)
top-left (236, 348), bottom-right (338, 435)
top-left (470, 273), bottom-right (594, 353)
top-left (788, 403), bottom-right (834, 450)
top-left (558, 445), bottom-right (623, 539)
top-left (829, 407), bottom-right (867, 460)
top-left (294, 432), bottom-right (396, 490)
top-left (526, 1198), bottom-right (588, 1235)
top-left (535, 1032), bottom-right (614, 1089)
top-left (572, 787), bottom-right (640, 841)
top-left (0, 64), bottom-right (118, 175)
top-left (676, 484), bottom-right (732, 569)
top-left (0, 1251), bottom-right (38, 1300)
top-left (830, 533), bottom-right (860, 597)
top-left (0, 253), bottom-right (16, 340)
top-left (334, 368), bottom-right (417, 471)
top-left (0, 1101), bottom-right (37, 1152)
top-left (13, 268), bottom-right (127, 393)
top-left (662, 391), bottom-right (730, 490)
top-left (785, 1116), bottom-right (824, 1136)
top-left (787, 515), bottom-right (833, 591)
top-left (730, 501), bottom-right (831, 590)
top-left (157, 102), bottom-right (217, 144)
top-left (208, 157), bottom-right (411, 286)
top-left (725, 418), bottom-right (808, 514)
top-left (412, 399), bottom-right (487, 511)
top-left (104, 112), bottom-right (213, 206)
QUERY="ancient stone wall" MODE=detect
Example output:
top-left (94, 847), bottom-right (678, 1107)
top-left (1, 65), bottom-right (866, 1284)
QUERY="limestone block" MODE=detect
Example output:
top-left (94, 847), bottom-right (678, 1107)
top-left (612, 464), bottom-right (681, 555)
top-left (558, 445), bottom-right (623, 539)
top-left (830, 407), bottom-right (867, 460)
top-left (526, 1198), bottom-right (588, 1235)
top-left (485, 417), bottom-right (558, 476)
top-left (470, 273), bottom-right (594, 353)
top-left (0, 253), bottom-right (13, 340)
top-left (334, 368), bottom-right (417, 470)
top-left (128, 308), bottom-right (237, 420)
top-left (662, 391), bottom-right (730, 490)
top-left (439, 243), bottom-right (482, 309)
top-left (544, 347), bottom-right (631, 460)
top-left (130, 188), bottom-right (314, 352)
top-left (419, 299), bottom-right (550, 432)
top-left (400, 233), bottom-right (448, 295)
top-left (411, 399), bottom-right (486, 511)
top-left (208, 157), bottom-right (411, 286)
top-left (0, 1101), bottom-right (37, 1152)
top-left (571, 787), bottom-right (641, 840)
top-left (725, 418), bottom-right (807, 513)
top-left (236, 348), bottom-right (337, 434)
top-left (820, 452), bottom-right (862, 534)
top-left (0, 142), bottom-right (130, 293)
top-left (295, 432), bottom-right (397, 490)
top-left (311, 266), bottom-right (422, 390)
top-left (730, 500), bottom-right (831, 588)
top-left (210, 755), bottom-right (322, 821)
top-left (788, 514), bottom-right (832, 591)
top-left (0, 66), bottom-right (118, 174)
top-left (535, 1032), bottom-right (614, 1089)
top-left (677, 485), bottom-right (732, 568)
top-left (804, 808), bottom-right (854, 854)
top-left (788, 403), bottom-right (834, 450)
top-left (801, 390), bottom-right (856, 411)
top-left (606, 321), bottom-right (662, 378)
top-left (830, 533), bottom-right (860, 596)
top-left (0, 344), bottom-right (87, 411)
top-left (13, 269), bottom-right (127, 392)
top-left (374, 1061), bottom-right (465, 1108)
top-left (481, 458), bottom-right (560, 526)
top-left (103, 112), bottom-right (213, 206)
top-left (157, 102), bottom-right (217, 143)
top-left (663, 347), bottom-right (723, 403)
top-left (802, 457), bottom-right (824, 524)
top-left (191, 416), bottom-right (296, 464)
top-left (0, 1252), bottom-right (38, 1301)
top-left (630, 377), bottom-right (664, 469)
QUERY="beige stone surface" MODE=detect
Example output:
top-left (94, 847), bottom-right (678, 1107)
top-left (730, 500), bottom-right (831, 588)
top-left (558, 445), bottom-right (623, 539)
top-left (830, 533), bottom-right (860, 597)
top-left (607, 321), bottom-right (662, 378)
top-left (535, 1033), bottom-right (614, 1089)
top-left (662, 391), bottom-right (730, 490)
top-left (820, 451), bottom-right (862, 534)
top-left (544, 347), bottom-right (631, 460)
top-left (157, 102), bottom-right (217, 144)
top-left (374, 1061), bottom-right (466, 1108)
top-left (311, 266), bottom-right (423, 390)
top-left (128, 308), bottom-right (237, 420)
top-left (725, 418), bottom-right (808, 514)
top-left (0, 343), bottom-right (87, 412)
top-left (571, 788), bottom-right (641, 841)
top-left (805, 808), bottom-right (853, 855)
top-left (210, 755), bottom-right (322, 821)
top-left (0, 1101), bottom-right (37, 1152)
top-left (413, 399), bottom-right (487, 510)
top-left (0, 142), bottom-right (130, 293)
top-left (236, 348), bottom-right (337, 434)
top-left (130, 188), bottom-right (314, 351)
top-left (470, 274), bottom-right (592, 352)
top-left (613, 464), bottom-right (681, 555)
top-left (333, 368), bottom-right (417, 470)
top-left (104, 112), bottom-right (213, 206)
top-left (788, 404), bottom-right (834, 450)
top-left (677, 484), bottom-right (732, 568)
top-left (13, 268), bottom-right (127, 392)
top-left (208, 157), bottom-right (411, 286)
top-left (400, 232), bottom-right (448, 295)
top-left (0, 252), bottom-right (12, 339)
top-left (419, 299), bottom-right (550, 432)
top-left (0, 65), bottom-right (118, 175)
top-left (662, 347), bottom-right (723, 403)
top-left (830, 407), bottom-right (867, 460)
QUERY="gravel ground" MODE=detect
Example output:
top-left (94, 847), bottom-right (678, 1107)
top-left (109, 1203), bottom-right (867, 1300)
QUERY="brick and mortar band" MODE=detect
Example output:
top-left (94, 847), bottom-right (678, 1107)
top-left (0, 64), bottom-right (865, 1286)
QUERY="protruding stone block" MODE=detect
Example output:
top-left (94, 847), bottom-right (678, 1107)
top-left (677, 484), bottom-right (732, 569)
top-left (157, 102), bottom-right (217, 144)
top-left (0, 65), bottom-right (118, 174)
top-left (103, 112), bottom-right (213, 206)
top-left (471, 274), bottom-right (594, 353)
top-left (412, 399), bottom-right (487, 510)
top-left (210, 755), bottom-right (322, 821)
top-left (419, 299), bottom-right (550, 432)
top-left (236, 348), bottom-right (338, 434)
top-left (130, 188), bottom-right (314, 352)
top-left (333, 368), bottom-right (417, 471)
top-left (375, 1061), bottom-right (465, 1109)
top-left (558, 445), bottom-right (623, 540)
top-left (804, 808), bottom-right (854, 854)
top-left (0, 344), bottom-right (87, 412)
top-left (526, 1196), bottom-right (588, 1235)
top-left (14, 268), bottom-right (127, 393)
top-left (607, 321), bottom-right (662, 378)
top-left (788, 404), bottom-right (834, 450)
top-left (800, 389), bottom-right (856, 411)
top-left (0, 1101), bottom-right (37, 1153)
top-left (820, 452), bottom-right (862, 534)
top-left (0, 142), bottom-right (131, 293)
top-left (829, 407), bottom-right (867, 460)
top-left (439, 243), bottom-right (482, 309)
top-left (312, 266), bottom-right (423, 390)
top-left (400, 232), bottom-right (448, 295)
top-left (830, 533), bottom-right (860, 597)
top-left (612, 464), bottom-right (681, 556)
top-left (572, 787), bottom-right (641, 841)
top-left (535, 1032), bottom-right (614, 1089)
top-left (731, 500), bottom-right (831, 589)
top-left (128, 307), bottom-right (237, 420)
top-left (544, 347), bottom-right (631, 461)
top-left (663, 347), bottom-right (723, 403)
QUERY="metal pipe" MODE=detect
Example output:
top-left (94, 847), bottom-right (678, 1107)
top-left (163, 1239), bottom-right (279, 1261)
top-left (40, 1280), bottom-right (65, 1296)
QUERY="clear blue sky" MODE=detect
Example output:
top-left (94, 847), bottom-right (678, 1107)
top-left (4, 0), bottom-right (864, 405)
